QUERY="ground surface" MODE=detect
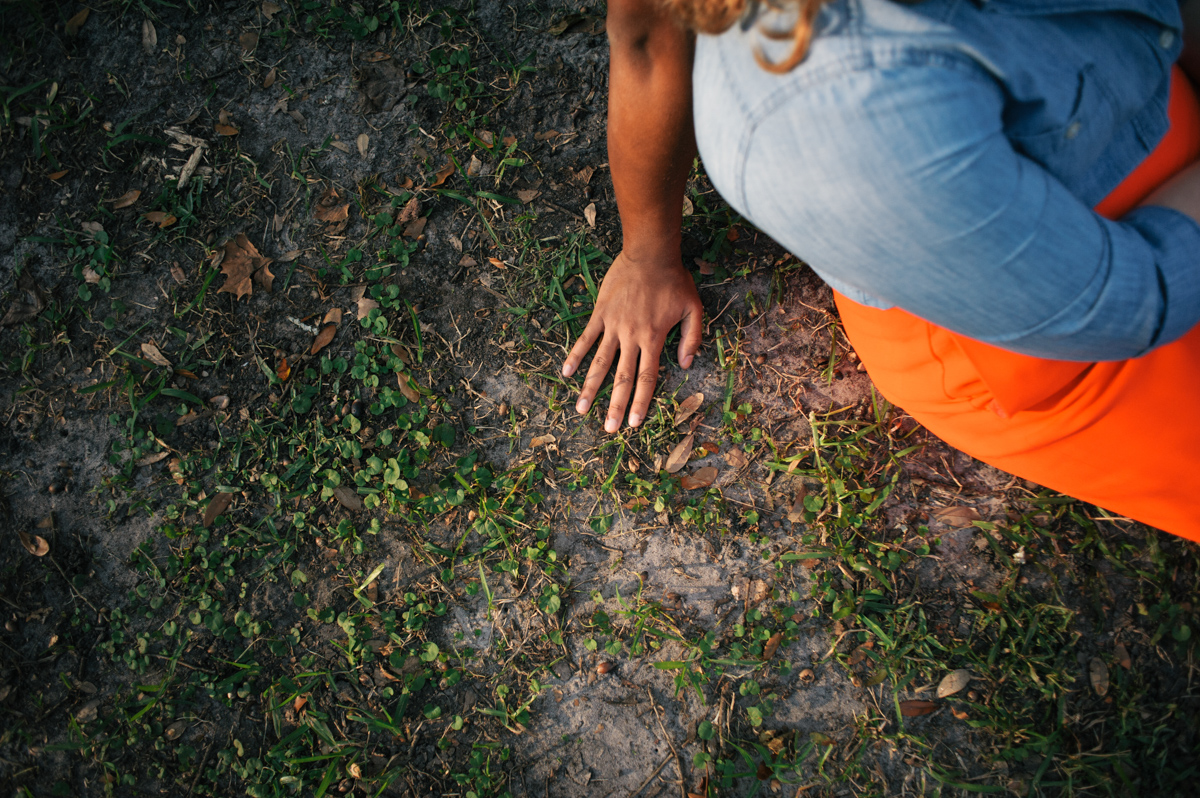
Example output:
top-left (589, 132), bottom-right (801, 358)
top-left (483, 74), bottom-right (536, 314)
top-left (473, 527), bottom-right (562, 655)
top-left (1, 2), bottom-right (1199, 797)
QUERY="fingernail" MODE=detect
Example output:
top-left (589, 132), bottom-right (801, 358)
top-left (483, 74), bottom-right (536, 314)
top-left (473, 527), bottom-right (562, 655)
top-left (562, 363), bottom-right (575, 377)
top-left (628, 412), bottom-right (642, 427)
top-left (605, 418), bottom-right (619, 433)
top-left (576, 398), bottom-right (590, 414)
top-left (681, 355), bottom-right (694, 369)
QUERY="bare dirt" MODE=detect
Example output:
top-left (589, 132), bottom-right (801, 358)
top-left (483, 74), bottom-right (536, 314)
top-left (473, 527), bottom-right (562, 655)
top-left (1, 2), bottom-right (1198, 797)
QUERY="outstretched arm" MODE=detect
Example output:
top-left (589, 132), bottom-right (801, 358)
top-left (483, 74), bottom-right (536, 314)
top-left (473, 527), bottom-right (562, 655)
top-left (561, 0), bottom-right (704, 433)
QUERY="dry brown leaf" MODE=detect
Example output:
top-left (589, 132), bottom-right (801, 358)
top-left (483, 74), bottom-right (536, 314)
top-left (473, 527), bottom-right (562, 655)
top-left (725, 447), bottom-right (748, 469)
top-left (583, 202), bottom-right (597, 228)
top-left (390, 343), bottom-right (412, 363)
top-left (262, 1), bottom-right (282, 20)
top-left (49, 169), bottom-right (68, 180)
top-left (82, 266), bottom-right (101, 284)
top-left (502, 134), bottom-right (517, 147)
top-left (333, 486), bottom-right (363, 512)
top-left (170, 264), bottom-right (186, 284)
top-left (516, 189), bottom-right (540, 204)
top-left (695, 258), bottom-right (715, 276)
top-left (239, 31), bottom-right (259, 54)
top-left (214, 123), bottom-right (240, 136)
top-left (203, 492), bottom-right (234, 528)
top-left (674, 392), bottom-right (704, 426)
top-left (364, 51), bottom-right (390, 62)
top-left (1114, 642), bottom-right (1131, 669)
top-left (665, 433), bottom-right (695, 474)
top-left (574, 165), bottom-right (594, 184)
top-left (681, 466), bottom-right (718, 490)
top-left (254, 262), bottom-right (274, 292)
top-left (65, 8), bottom-right (89, 36)
top-left (136, 451), bottom-right (169, 467)
top-left (293, 695), bottom-right (307, 712)
top-left (787, 484), bottom-right (808, 523)
top-left (217, 234), bottom-right (271, 300)
top-left (397, 374), bottom-right (420, 403)
top-left (763, 632), bottom-right (783, 661)
top-left (403, 216), bottom-right (427, 238)
top-left (487, 257), bottom-right (506, 270)
top-left (899, 700), bottom-right (938, 717)
top-left (357, 133), bottom-right (369, 156)
top-left (169, 458), bottom-right (185, 484)
top-left (279, 249), bottom-right (302, 262)
top-left (323, 308), bottom-right (343, 325)
top-left (357, 296), bottom-right (380, 320)
top-left (530, 434), bottom-right (556, 449)
top-left (458, 255), bottom-right (477, 267)
top-left (430, 162), bottom-right (455, 187)
top-left (210, 395), bottom-right (230, 410)
top-left (276, 355), bottom-right (291, 383)
top-left (142, 19), bottom-right (157, 54)
top-left (682, 196), bottom-right (694, 216)
top-left (534, 129), bottom-right (559, 141)
top-left (933, 505), bottom-right (982, 527)
top-left (110, 189), bottom-right (141, 209)
top-left (936, 669), bottom-right (971, 699)
top-left (396, 196), bottom-right (421, 224)
top-left (18, 530), bottom-right (49, 557)
top-left (1089, 657), bottom-right (1109, 697)
top-left (141, 343), bottom-right (171, 367)
top-left (310, 324), bottom-right (337, 355)
top-left (263, 67), bottom-right (277, 89)
top-left (315, 186), bottom-right (350, 223)
top-left (143, 211), bottom-right (176, 228)
top-left (164, 720), bottom-right (187, 741)
top-left (466, 155), bottom-right (482, 177)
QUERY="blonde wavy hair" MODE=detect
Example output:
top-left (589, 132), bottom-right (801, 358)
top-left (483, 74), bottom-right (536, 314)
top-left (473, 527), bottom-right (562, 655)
top-left (660, 0), bottom-right (829, 73)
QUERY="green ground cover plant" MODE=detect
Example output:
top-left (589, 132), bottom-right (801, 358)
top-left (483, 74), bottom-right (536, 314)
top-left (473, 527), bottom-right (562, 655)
top-left (0, 1), bottom-right (1196, 797)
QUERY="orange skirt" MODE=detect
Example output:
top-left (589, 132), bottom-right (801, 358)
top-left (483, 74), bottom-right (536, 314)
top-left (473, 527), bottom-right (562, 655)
top-left (835, 65), bottom-right (1200, 542)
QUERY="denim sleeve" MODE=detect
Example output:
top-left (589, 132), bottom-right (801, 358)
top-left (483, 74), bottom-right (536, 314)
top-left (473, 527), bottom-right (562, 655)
top-left (736, 59), bottom-right (1200, 361)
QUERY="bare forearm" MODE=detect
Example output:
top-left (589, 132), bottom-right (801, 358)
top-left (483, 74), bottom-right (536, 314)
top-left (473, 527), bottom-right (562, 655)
top-left (607, 0), bottom-right (697, 263)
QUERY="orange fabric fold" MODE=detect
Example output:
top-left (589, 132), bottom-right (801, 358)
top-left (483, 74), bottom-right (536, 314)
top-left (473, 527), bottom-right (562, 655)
top-left (834, 65), bottom-right (1200, 541)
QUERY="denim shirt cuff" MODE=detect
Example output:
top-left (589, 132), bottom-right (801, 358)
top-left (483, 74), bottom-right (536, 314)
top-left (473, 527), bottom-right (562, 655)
top-left (1122, 204), bottom-right (1200, 348)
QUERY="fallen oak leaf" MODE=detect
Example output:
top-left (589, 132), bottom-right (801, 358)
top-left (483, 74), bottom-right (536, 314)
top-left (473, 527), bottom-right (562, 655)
top-left (310, 324), bottom-right (337, 355)
top-left (898, 700), bottom-right (938, 717)
top-left (664, 433), bottom-right (695, 474)
top-left (932, 505), bottom-right (982, 528)
top-left (140, 343), bottom-right (171, 367)
top-left (674, 392), bottom-right (704, 426)
top-left (936, 669), bottom-right (972, 699)
top-left (214, 122), bottom-right (240, 136)
top-left (333, 486), bottom-right (363, 512)
top-left (110, 189), bottom-right (141, 209)
top-left (65, 8), bottom-right (89, 36)
top-left (216, 234), bottom-right (270, 300)
top-left (253, 262), bottom-right (274, 292)
top-left (203, 492), bottom-right (234, 528)
top-left (323, 308), bottom-right (343, 325)
top-left (397, 373), bottom-right (420, 403)
top-left (395, 196), bottom-right (421, 224)
top-left (681, 466), bottom-right (718, 490)
top-left (18, 530), bottom-right (50, 557)
top-left (314, 186), bottom-right (350, 223)
top-left (430, 162), bottom-right (455, 187)
top-left (403, 216), bottom-right (427, 238)
top-left (763, 632), bottom-right (783, 661)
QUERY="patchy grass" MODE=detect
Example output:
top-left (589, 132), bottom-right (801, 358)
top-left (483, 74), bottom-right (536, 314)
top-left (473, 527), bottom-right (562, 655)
top-left (0, 2), bottom-right (1196, 797)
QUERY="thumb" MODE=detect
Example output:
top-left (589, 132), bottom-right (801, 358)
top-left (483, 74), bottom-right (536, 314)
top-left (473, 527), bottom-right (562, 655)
top-left (677, 301), bottom-right (704, 369)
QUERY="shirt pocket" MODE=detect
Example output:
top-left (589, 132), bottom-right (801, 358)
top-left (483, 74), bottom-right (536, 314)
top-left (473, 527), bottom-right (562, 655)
top-left (1004, 64), bottom-right (1116, 184)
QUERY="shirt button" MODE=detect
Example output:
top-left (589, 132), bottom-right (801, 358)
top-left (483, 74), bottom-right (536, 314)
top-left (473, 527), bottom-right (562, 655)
top-left (1160, 29), bottom-right (1175, 49)
top-left (1065, 121), bottom-right (1082, 140)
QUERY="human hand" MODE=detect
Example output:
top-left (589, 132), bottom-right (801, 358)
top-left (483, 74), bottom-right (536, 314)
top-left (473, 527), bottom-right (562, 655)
top-left (562, 251), bottom-right (704, 432)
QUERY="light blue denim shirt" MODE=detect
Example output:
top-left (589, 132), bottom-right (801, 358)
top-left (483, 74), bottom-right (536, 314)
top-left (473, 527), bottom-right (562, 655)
top-left (694, 0), bottom-right (1200, 360)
